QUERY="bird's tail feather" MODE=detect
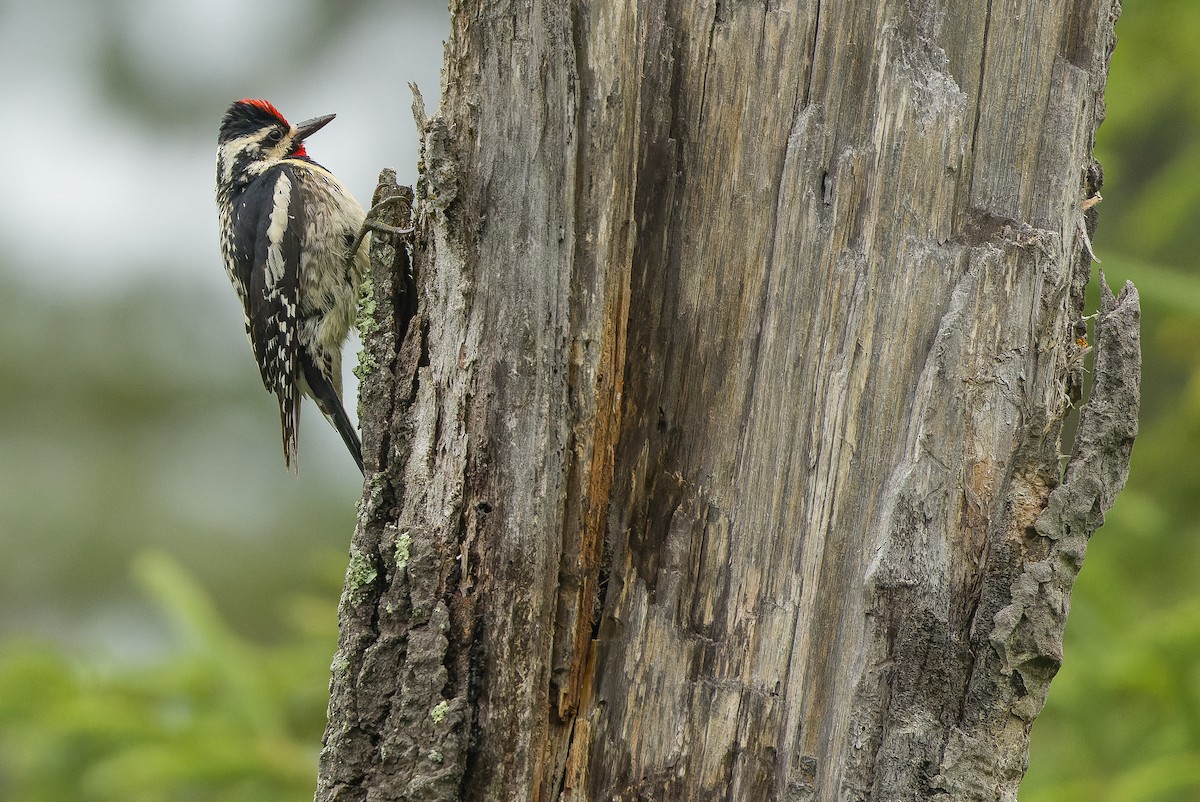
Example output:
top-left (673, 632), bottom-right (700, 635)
top-left (299, 354), bottom-right (365, 474)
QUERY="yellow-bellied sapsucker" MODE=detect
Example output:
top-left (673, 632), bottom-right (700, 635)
top-left (216, 98), bottom-right (368, 474)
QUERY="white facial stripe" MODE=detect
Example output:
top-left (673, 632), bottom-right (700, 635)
top-left (216, 126), bottom-right (295, 183)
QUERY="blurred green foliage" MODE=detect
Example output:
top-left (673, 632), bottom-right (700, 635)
top-left (0, 552), bottom-right (338, 801)
top-left (0, 271), bottom-right (360, 636)
top-left (0, 1), bottom-right (428, 798)
top-left (0, 273), bottom-right (357, 797)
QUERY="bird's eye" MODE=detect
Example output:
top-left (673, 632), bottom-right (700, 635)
top-left (265, 129), bottom-right (284, 145)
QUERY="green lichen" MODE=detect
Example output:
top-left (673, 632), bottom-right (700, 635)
top-left (357, 271), bottom-right (375, 304)
top-left (395, 531), bottom-right (412, 570)
top-left (354, 349), bottom-right (378, 381)
top-left (356, 273), bottom-right (379, 337)
top-left (358, 300), bottom-right (378, 337)
top-left (431, 701), bottom-right (449, 724)
top-left (354, 273), bottom-right (380, 382)
top-left (345, 545), bottom-right (378, 604)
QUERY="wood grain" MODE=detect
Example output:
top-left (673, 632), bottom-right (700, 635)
top-left (316, 1), bottom-right (1134, 800)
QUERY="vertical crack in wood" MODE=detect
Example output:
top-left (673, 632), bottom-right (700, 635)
top-left (551, 5), bottom-right (641, 798)
top-left (965, 0), bottom-right (994, 204)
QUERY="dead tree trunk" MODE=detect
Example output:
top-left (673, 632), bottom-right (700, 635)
top-left (316, 1), bottom-right (1136, 800)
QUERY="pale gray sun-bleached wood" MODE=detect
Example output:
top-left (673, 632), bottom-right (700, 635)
top-left (315, 1), bottom-right (1135, 800)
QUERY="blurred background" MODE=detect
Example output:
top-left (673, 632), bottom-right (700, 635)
top-left (0, 0), bottom-right (445, 799)
top-left (0, 0), bottom-right (1191, 800)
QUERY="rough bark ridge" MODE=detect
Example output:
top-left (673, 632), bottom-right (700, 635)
top-left (316, 1), bottom-right (1134, 801)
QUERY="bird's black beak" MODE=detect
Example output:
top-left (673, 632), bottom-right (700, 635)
top-left (294, 113), bottom-right (336, 140)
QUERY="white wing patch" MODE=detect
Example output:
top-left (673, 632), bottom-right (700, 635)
top-left (265, 172), bottom-right (293, 285)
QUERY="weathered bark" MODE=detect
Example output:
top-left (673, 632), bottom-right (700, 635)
top-left (316, 1), bottom-right (1135, 801)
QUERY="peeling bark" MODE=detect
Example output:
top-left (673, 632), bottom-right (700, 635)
top-left (316, 1), bottom-right (1133, 800)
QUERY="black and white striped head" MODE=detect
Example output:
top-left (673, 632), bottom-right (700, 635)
top-left (216, 99), bottom-right (334, 189)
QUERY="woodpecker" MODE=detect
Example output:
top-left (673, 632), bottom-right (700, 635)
top-left (215, 98), bottom-right (368, 474)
